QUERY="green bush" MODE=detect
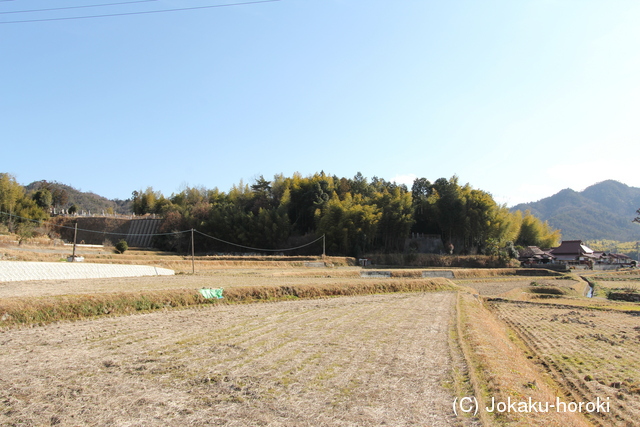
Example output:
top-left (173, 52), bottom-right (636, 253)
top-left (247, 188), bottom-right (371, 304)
top-left (114, 239), bottom-right (128, 254)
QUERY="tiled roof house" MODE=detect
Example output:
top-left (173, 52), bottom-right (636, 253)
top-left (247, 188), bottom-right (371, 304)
top-left (518, 246), bottom-right (555, 264)
top-left (608, 253), bottom-right (632, 264)
top-left (550, 240), bottom-right (596, 263)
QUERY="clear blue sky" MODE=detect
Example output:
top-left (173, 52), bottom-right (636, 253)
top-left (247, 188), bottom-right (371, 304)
top-left (2, 0), bottom-right (639, 206)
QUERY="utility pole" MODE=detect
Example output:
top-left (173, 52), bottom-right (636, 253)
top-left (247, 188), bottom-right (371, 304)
top-left (191, 228), bottom-right (195, 274)
top-left (72, 222), bottom-right (78, 259)
top-left (322, 234), bottom-right (326, 258)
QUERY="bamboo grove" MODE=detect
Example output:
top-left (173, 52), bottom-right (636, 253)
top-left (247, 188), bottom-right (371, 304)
top-left (129, 172), bottom-right (560, 257)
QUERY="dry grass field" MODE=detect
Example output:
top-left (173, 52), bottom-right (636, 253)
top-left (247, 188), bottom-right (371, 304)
top-left (0, 292), bottom-right (470, 427)
top-left (2, 242), bottom-right (640, 426)
top-left (0, 269), bottom-right (367, 299)
top-left (456, 294), bottom-right (592, 427)
top-left (488, 300), bottom-right (640, 427)
top-left (589, 271), bottom-right (640, 292)
top-left (0, 244), bottom-right (354, 271)
top-left (455, 275), bottom-right (588, 299)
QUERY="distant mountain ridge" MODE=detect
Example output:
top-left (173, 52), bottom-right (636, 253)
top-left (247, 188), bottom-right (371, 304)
top-left (511, 180), bottom-right (640, 241)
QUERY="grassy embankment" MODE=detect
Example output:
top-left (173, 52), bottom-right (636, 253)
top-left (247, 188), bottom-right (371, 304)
top-left (455, 294), bottom-right (593, 427)
top-left (0, 278), bottom-right (456, 328)
top-left (0, 267), bottom-right (563, 328)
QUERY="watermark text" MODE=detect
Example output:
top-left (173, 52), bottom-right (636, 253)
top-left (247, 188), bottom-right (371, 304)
top-left (453, 396), bottom-right (610, 416)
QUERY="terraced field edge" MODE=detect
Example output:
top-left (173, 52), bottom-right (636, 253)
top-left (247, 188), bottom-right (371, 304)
top-left (0, 278), bottom-right (457, 328)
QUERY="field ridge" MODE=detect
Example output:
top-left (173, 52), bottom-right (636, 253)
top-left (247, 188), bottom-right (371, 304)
top-left (0, 278), bottom-right (457, 328)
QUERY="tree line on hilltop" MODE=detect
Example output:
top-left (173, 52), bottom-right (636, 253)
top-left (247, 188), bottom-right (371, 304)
top-left (129, 172), bottom-right (560, 257)
top-left (0, 171), bottom-right (561, 256)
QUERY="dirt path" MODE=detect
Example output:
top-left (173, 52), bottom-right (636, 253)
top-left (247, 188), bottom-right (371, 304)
top-left (0, 292), bottom-right (465, 426)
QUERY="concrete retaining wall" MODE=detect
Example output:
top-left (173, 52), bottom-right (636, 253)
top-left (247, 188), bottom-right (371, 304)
top-left (50, 217), bottom-right (163, 247)
top-left (0, 261), bottom-right (174, 282)
top-left (360, 271), bottom-right (392, 278)
top-left (126, 219), bottom-right (163, 247)
top-left (422, 270), bottom-right (455, 279)
top-left (304, 262), bottom-right (326, 268)
top-left (594, 264), bottom-right (623, 271)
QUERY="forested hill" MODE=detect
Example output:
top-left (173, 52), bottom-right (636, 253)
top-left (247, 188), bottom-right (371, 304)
top-left (3, 172), bottom-right (560, 256)
top-left (25, 181), bottom-right (131, 215)
top-left (511, 180), bottom-right (640, 241)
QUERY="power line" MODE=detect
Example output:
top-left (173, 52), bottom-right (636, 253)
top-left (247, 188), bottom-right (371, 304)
top-left (0, 0), bottom-right (161, 15)
top-left (0, 0), bottom-right (281, 24)
top-left (195, 229), bottom-right (324, 252)
top-left (0, 210), bottom-right (323, 253)
top-left (0, 211), bottom-right (188, 237)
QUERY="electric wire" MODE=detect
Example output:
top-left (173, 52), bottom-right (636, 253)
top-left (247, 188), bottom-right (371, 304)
top-left (0, 211), bottom-right (323, 253)
top-left (0, 0), bottom-right (161, 15)
top-left (0, 211), bottom-right (188, 237)
top-left (195, 229), bottom-right (324, 252)
top-left (0, 0), bottom-right (281, 24)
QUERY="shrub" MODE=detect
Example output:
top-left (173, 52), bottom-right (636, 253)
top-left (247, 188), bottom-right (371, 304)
top-left (114, 239), bottom-right (128, 254)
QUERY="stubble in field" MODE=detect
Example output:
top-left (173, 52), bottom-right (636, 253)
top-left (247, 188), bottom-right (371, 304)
top-left (0, 292), bottom-right (463, 426)
top-left (489, 300), bottom-right (640, 427)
